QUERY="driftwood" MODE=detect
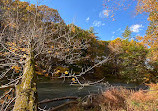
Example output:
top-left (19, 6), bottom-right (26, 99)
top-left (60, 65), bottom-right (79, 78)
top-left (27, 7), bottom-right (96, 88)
top-left (49, 100), bottom-right (78, 111)
top-left (38, 96), bottom-right (78, 104)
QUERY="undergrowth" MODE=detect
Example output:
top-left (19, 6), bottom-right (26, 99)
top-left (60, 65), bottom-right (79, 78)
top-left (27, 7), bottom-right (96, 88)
top-left (67, 83), bottom-right (158, 111)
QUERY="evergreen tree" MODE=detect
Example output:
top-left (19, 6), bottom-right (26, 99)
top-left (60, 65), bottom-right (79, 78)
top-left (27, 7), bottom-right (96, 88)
top-left (122, 26), bottom-right (132, 39)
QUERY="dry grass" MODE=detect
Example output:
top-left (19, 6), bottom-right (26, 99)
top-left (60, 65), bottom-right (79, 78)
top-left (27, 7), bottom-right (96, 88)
top-left (127, 83), bottom-right (158, 111)
top-left (98, 87), bottom-right (130, 110)
top-left (67, 83), bottom-right (158, 111)
top-left (99, 83), bottom-right (158, 111)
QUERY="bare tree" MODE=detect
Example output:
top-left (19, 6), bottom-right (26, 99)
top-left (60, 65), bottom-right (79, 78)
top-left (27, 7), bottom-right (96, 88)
top-left (0, 1), bottom-right (89, 110)
top-left (0, 1), bottom-right (110, 110)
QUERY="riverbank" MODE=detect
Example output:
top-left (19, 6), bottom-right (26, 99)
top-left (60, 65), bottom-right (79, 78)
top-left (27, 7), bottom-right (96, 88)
top-left (67, 83), bottom-right (158, 111)
top-left (37, 80), bottom-right (154, 110)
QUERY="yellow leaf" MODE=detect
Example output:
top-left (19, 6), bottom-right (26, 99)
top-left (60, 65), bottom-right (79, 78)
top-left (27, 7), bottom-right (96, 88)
top-left (15, 70), bottom-right (19, 73)
top-left (36, 71), bottom-right (42, 75)
top-left (71, 27), bottom-right (75, 32)
top-left (12, 65), bottom-right (21, 72)
top-left (11, 66), bottom-right (14, 69)
top-left (12, 50), bottom-right (15, 52)
top-left (65, 71), bottom-right (68, 74)
top-left (45, 74), bottom-right (49, 77)
top-left (21, 48), bottom-right (26, 51)
top-left (56, 70), bottom-right (60, 73)
top-left (43, 70), bottom-right (46, 73)
top-left (72, 78), bottom-right (76, 81)
top-left (48, 51), bottom-right (52, 53)
top-left (23, 54), bottom-right (27, 58)
top-left (14, 66), bottom-right (21, 71)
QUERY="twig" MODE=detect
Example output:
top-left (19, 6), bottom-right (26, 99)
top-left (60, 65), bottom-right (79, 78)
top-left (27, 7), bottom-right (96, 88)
top-left (0, 84), bottom-right (15, 90)
top-left (4, 97), bottom-right (16, 111)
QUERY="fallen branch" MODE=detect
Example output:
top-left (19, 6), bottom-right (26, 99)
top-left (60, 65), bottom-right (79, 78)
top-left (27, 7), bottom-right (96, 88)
top-left (88, 77), bottom-right (105, 85)
top-left (38, 96), bottom-right (78, 104)
top-left (70, 77), bottom-right (105, 87)
top-left (49, 100), bottom-right (78, 111)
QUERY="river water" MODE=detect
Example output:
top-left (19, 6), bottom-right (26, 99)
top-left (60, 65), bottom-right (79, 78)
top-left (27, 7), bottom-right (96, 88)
top-left (37, 80), bottom-right (147, 101)
top-left (37, 80), bottom-right (109, 109)
top-left (37, 80), bottom-right (147, 109)
top-left (38, 80), bottom-right (107, 101)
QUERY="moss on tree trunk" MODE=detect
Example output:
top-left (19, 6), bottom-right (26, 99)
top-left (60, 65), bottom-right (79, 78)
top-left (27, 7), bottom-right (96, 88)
top-left (13, 54), bottom-right (38, 111)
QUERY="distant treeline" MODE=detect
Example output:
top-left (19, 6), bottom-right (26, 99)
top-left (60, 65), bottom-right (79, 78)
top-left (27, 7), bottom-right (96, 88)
top-left (0, 0), bottom-right (157, 84)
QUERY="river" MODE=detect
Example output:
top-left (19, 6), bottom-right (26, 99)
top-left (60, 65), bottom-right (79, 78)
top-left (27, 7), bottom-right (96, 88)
top-left (37, 80), bottom-right (109, 109)
top-left (37, 80), bottom-right (147, 109)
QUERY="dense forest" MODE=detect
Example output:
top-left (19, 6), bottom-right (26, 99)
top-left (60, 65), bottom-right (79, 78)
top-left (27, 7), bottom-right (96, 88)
top-left (0, 0), bottom-right (157, 111)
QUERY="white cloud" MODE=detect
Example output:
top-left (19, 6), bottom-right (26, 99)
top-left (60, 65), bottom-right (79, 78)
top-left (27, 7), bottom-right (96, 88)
top-left (93, 21), bottom-right (102, 27)
top-left (86, 17), bottom-right (90, 21)
top-left (102, 23), bottom-right (105, 26)
top-left (117, 28), bottom-right (121, 31)
top-left (112, 31), bottom-right (115, 34)
top-left (99, 10), bottom-right (109, 18)
top-left (130, 24), bottom-right (143, 33)
top-left (116, 28), bottom-right (124, 33)
top-left (93, 21), bottom-right (105, 27)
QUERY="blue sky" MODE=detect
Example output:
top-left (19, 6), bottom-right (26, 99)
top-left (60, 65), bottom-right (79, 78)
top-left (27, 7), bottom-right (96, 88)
top-left (22, 0), bottom-right (150, 41)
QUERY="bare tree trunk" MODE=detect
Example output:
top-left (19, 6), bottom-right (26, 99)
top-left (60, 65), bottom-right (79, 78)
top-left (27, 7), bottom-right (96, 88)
top-left (13, 52), bottom-right (38, 111)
